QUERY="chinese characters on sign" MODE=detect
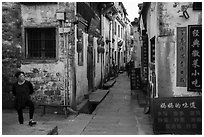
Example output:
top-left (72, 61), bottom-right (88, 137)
top-left (130, 68), bottom-right (141, 90)
top-left (153, 97), bottom-right (202, 134)
top-left (176, 27), bottom-right (187, 87)
top-left (150, 36), bottom-right (155, 63)
top-left (160, 101), bottom-right (197, 109)
top-left (141, 33), bottom-right (148, 81)
top-left (188, 25), bottom-right (202, 91)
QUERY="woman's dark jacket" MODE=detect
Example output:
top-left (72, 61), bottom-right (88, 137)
top-left (12, 80), bottom-right (34, 109)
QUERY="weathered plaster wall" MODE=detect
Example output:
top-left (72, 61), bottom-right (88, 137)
top-left (75, 31), bottom-right (102, 104)
top-left (154, 2), bottom-right (201, 97)
top-left (104, 17), bottom-right (111, 79)
top-left (21, 4), bottom-right (58, 27)
top-left (21, 62), bottom-right (65, 105)
top-left (113, 33), bottom-right (118, 65)
top-left (21, 3), bottom-right (66, 105)
top-left (120, 43), bottom-right (125, 68)
top-left (94, 37), bottom-right (102, 88)
top-left (20, 3), bottom-right (76, 105)
top-left (157, 37), bottom-right (175, 97)
top-left (75, 33), bottom-right (88, 104)
top-left (125, 23), bottom-right (132, 63)
top-left (145, 2), bottom-right (158, 97)
top-left (146, 3), bottom-right (157, 40)
top-left (132, 26), bottom-right (141, 68)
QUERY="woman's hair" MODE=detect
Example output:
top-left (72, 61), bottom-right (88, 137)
top-left (15, 71), bottom-right (25, 78)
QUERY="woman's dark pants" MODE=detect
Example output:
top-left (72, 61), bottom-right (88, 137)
top-left (16, 100), bottom-right (34, 124)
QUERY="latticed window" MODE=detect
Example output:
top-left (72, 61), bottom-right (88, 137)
top-left (25, 28), bottom-right (56, 59)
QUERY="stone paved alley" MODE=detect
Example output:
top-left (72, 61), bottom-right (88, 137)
top-left (2, 2), bottom-right (202, 135)
top-left (81, 72), bottom-right (153, 135)
top-left (2, 72), bottom-right (153, 135)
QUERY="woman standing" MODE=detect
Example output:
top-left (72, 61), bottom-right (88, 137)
top-left (12, 71), bottom-right (37, 126)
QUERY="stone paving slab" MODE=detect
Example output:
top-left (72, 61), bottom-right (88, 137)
top-left (103, 79), bottom-right (116, 89)
top-left (2, 111), bottom-right (60, 135)
top-left (57, 114), bottom-right (94, 135)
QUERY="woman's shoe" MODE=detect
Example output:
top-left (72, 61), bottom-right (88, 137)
top-left (29, 120), bottom-right (37, 126)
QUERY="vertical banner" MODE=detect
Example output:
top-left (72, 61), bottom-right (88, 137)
top-left (150, 36), bottom-right (155, 63)
top-left (176, 27), bottom-right (187, 87)
top-left (188, 25), bottom-right (202, 91)
top-left (130, 68), bottom-right (141, 90)
top-left (141, 33), bottom-right (148, 82)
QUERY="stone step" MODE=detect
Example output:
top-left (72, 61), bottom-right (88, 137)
top-left (89, 89), bottom-right (109, 104)
top-left (77, 99), bottom-right (90, 113)
top-left (103, 79), bottom-right (116, 89)
top-left (110, 76), bottom-right (115, 80)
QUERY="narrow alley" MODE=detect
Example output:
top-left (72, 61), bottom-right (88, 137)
top-left (81, 72), bottom-right (153, 135)
top-left (2, 72), bottom-right (153, 135)
top-left (2, 2), bottom-right (202, 135)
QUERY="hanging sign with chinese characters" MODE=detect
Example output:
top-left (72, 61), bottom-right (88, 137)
top-left (150, 36), bottom-right (155, 63)
top-left (152, 97), bottom-right (202, 134)
top-left (141, 33), bottom-right (148, 82)
top-left (176, 27), bottom-right (187, 87)
top-left (188, 25), bottom-right (202, 91)
top-left (130, 68), bottom-right (141, 90)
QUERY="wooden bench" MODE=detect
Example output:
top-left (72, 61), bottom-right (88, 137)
top-left (39, 104), bottom-right (78, 118)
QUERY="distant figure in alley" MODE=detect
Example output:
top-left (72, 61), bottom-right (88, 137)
top-left (126, 59), bottom-right (135, 77)
top-left (12, 71), bottom-right (37, 126)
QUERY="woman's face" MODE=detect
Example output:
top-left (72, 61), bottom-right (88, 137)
top-left (18, 73), bottom-right (25, 82)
